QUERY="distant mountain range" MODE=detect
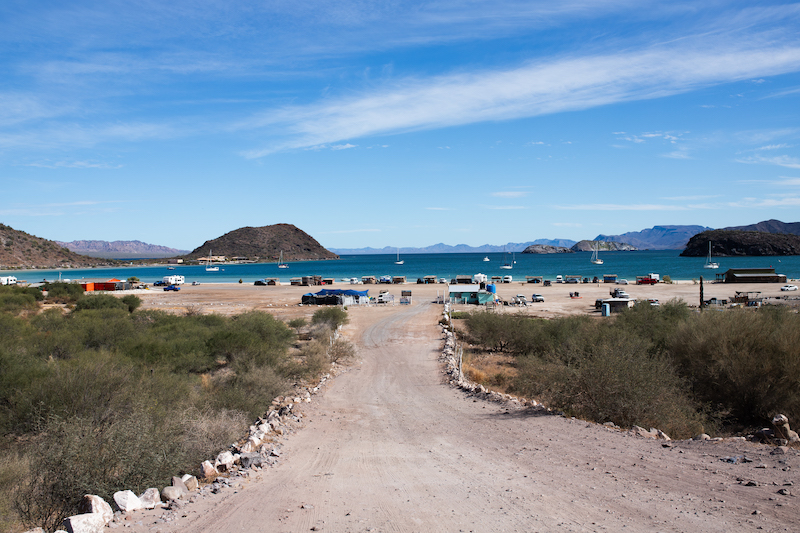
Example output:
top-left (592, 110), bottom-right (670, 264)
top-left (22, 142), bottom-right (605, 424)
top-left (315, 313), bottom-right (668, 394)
top-left (596, 225), bottom-right (713, 250)
top-left (330, 239), bottom-right (576, 255)
top-left (723, 219), bottom-right (800, 235)
top-left (56, 239), bottom-right (189, 259)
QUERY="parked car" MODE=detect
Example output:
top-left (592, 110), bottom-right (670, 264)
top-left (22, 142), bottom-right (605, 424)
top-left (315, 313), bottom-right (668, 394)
top-left (616, 279), bottom-right (629, 285)
top-left (163, 284), bottom-right (181, 291)
top-left (153, 280), bottom-right (166, 286)
top-left (531, 294), bottom-right (544, 302)
top-left (781, 284), bottom-right (798, 291)
top-left (192, 281), bottom-right (201, 286)
top-left (503, 275), bottom-right (512, 283)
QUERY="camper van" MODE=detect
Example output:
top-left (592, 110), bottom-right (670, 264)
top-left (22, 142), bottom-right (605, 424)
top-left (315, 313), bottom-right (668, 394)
top-left (0, 276), bottom-right (17, 285)
top-left (163, 275), bottom-right (185, 285)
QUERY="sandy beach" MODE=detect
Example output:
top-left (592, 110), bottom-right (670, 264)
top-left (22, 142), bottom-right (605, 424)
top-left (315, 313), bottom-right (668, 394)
top-left (130, 279), bottom-right (798, 320)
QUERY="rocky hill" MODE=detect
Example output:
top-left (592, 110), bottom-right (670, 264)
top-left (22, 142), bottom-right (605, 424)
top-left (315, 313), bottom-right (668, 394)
top-left (184, 224), bottom-right (338, 262)
top-left (680, 230), bottom-right (800, 257)
top-left (723, 219), bottom-right (800, 236)
top-left (56, 239), bottom-right (189, 259)
top-left (521, 244), bottom-right (574, 254)
top-left (571, 240), bottom-right (637, 252)
top-left (597, 225), bottom-right (711, 250)
top-left (0, 224), bottom-right (116, 269)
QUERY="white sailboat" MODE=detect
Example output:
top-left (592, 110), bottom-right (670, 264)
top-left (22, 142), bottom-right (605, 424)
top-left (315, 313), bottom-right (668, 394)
top-left (500, 247), bottom-right (513, 269)
top-left (483, 256), bottom-right (490, 262)
top-left (591, 241), bottom-right (604, 265)
top-left (395, 248), bottom-right (404, 265)
top-left (278, 250), bottom-right (289, 269)
top-left (205, 250), bottom-right (219, 272)
top-left (704, 241), bottom-right (719, 269)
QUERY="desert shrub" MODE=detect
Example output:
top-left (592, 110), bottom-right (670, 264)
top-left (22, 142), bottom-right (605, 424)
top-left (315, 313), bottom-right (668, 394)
top-left (43, 282), bottom-right (83, 303)
top-left (328, 337), bottom-right (355, 363)
top-left (14, 409), bottom-right (189, 532)
top-left (207, 311), bottom-right (293, 371)
top-left (513, 329), bottom-right (703, 438)
top-left (0, 448), bottom-right (27, 533)
top-left (121, 294), bottom-right (142, 313)
top-left (463, 311), bottom-right (519, 352)
top-left (668, 306), bottom-right (800, 426)
top-left (614, 299), bottom-right (690, 354)
top-left (311, 307), bottom-right (349, 329)
top-left (74, 294), bottom-right (128, 312)
top-left (288, 317), bottom-right (307, 333)
top-left (209, 364), bottom-right (287, 419)
top-left (70, 308), bottom-right (137, 350)
top-left (0, 289), bottom-right (38, 315)
top-left (177, 407), bottom-right (248, 470)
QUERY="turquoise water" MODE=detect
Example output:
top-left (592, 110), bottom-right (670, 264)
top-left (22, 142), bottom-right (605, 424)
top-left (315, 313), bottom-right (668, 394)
top-left (4, 251), bottom-right (799, 284)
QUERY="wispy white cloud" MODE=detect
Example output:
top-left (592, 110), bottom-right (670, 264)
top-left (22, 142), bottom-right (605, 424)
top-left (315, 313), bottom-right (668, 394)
top-left (26, 160), bottom-right (122, 169)
top-left (661, 149), bottom-right (693, 159)
top-left (242, 33), bottom-right (800, 156)
top-left (317, 228), bottom-right (381, 234)
top-left (555, 203), bottom-right (690, 211)
top-left (491, 191), bottom-right (528, 198)
top-left (662, 194), bottom-right (721, 201)
top-left (331, 143), bottom-right (357, 150)
top-left (736, 154), bottom-right (800, 169)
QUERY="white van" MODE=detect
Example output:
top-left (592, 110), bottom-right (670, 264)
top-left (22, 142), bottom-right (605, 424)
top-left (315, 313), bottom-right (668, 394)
top-left (556, 275), bottom-right (563, 283)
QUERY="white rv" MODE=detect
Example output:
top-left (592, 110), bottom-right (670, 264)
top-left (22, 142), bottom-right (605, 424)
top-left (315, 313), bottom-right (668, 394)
top-left (163, 275), bottom-right (185, 285)
top-left (0, 276), bottom-right (18, 285)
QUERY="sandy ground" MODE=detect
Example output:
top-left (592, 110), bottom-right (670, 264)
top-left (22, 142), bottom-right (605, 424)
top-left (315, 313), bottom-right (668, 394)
top-left (118, 282), bottom-right (799, 532)
top-left (130, 279), bottom-right (798, 320)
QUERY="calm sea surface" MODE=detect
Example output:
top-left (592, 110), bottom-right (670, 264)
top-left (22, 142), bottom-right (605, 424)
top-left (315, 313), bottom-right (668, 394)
top-left (4, 251), bottom-right (799, 284)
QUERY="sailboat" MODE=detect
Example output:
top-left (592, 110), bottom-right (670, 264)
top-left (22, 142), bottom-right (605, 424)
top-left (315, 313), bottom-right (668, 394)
top-left (704, 241), bottom-right (719, 269)
top-left (591, 241), bottom-right (604, 265)
top-left (395, 248), bottom-right (404, 265)
top-left (205, 250), bottom-right (219, 272)
top-left (278, 250), bottom-right (289, 269)
top-left (499, 247), bottom-right (513, 270)
top-left (483, 256), bottom-right (490, 262)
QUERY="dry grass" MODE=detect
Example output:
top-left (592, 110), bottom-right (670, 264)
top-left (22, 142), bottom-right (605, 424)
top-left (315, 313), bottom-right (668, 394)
top-left (462, 350), bottom-right (518, 394)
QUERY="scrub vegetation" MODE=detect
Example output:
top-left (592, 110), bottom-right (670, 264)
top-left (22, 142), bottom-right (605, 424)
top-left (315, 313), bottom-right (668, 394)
top-left (0, 287), bottom-right (341, 532)
top-left (458, 302), bottom-right (800, 439)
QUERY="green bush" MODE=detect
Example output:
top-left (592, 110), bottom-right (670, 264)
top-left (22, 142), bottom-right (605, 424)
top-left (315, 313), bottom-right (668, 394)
top-left (311, 307), bottom-right (349, 329)
top-left (121, 295), bottom-right (142, 313)
top-left (75, 294), bottom-right (128, 312)
top-left (43, 282), bottom-right (83, 303)
top-left (0, 285), bottom-right (43, 314)
top-left (668, 306), bottom-right (800, 427)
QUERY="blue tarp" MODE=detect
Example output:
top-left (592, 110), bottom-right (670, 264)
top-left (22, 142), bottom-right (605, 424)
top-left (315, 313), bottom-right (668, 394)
top-left (313, 289), bottom-right (369, 297)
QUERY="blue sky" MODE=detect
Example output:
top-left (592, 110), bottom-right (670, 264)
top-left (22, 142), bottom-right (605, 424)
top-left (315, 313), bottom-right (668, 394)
top-left (1, 1), bottom-right (800, 250)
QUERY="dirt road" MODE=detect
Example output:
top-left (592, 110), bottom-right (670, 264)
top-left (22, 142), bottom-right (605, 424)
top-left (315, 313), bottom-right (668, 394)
top-left (129, 299), bottom-right (798, 532)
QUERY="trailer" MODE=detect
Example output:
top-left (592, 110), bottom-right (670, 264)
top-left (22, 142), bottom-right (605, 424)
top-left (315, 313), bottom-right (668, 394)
top-left (0, 276), bottom-right (18, 285)
top-left (163, 275), bottom-right (185, 285)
